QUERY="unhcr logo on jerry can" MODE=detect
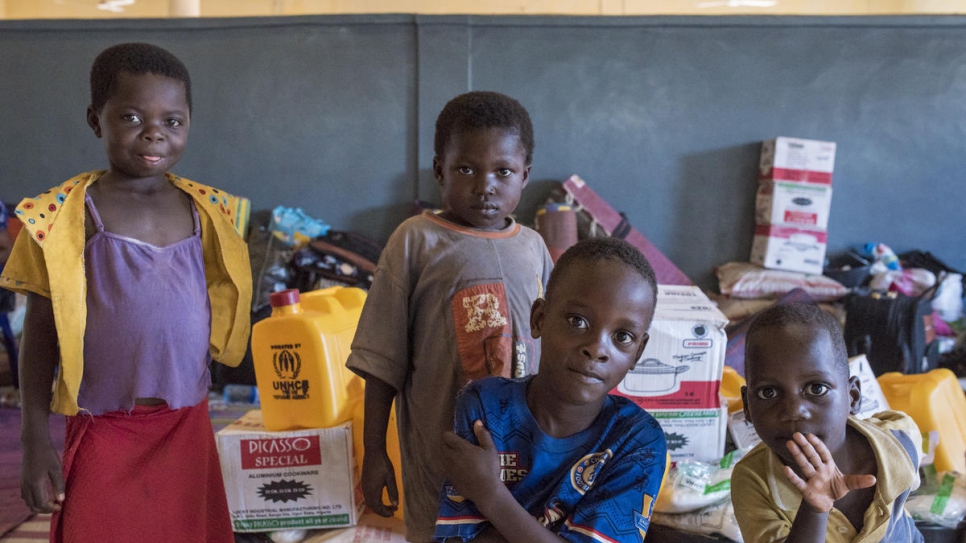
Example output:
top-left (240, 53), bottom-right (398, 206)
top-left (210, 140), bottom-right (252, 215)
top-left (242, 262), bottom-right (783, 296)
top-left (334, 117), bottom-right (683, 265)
top-left (271, 346), bottom-right (310, 400)
top-left (272, 347), bottom-right (302, 379)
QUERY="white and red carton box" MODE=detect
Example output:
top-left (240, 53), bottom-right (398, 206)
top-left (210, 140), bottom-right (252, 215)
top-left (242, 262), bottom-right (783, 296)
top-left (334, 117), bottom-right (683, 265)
top-left (755, 181), bottom-right (833, 230)
top-left (612, 286), bottom-right (728, 411)
top-left (215, 410), bottom-right (363, 532)
top-left (750, 224), bottom-right (828, 276)
top-left (653, 284), bottom-right (711, 304)
top-left (759, 137), bottom-right (836, 186)
top-left (727, 409), bottom-right (762, 451)
top-left (652, 407), bottom-right (729, 464)
top-left (849, 354), bottom-right (890, 419)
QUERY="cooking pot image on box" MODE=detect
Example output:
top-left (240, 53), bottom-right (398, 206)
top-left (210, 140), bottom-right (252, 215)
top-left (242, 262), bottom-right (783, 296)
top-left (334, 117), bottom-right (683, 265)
top-left (619, 358), bottom-right (690, 395)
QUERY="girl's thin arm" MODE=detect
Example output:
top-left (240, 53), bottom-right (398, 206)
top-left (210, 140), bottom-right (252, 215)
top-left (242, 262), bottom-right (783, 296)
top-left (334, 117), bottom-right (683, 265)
top-left (19, 292), bottom-right (65, 513)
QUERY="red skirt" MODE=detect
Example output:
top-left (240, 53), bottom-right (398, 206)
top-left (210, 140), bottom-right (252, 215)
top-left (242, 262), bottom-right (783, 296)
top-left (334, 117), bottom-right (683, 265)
top-left (51, 399), bottom-right (234, 543)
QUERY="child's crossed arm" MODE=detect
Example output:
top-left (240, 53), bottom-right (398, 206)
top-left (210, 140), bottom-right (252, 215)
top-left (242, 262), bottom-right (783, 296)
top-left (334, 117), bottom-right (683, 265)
top-left (440, 421), bottom-right (567, 543)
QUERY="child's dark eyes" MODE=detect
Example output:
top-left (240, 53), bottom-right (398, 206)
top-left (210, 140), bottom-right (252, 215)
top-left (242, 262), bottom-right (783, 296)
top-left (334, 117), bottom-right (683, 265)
top-left (457, 166), bottom-right (474, 175)
top-left (613, 330), bottom-right (634, 345)
top-left (496, 168), bottom-right (513, 177)
top-left (805, 383), bottom-right (830, 396)
top-left (567, 315), bottom-right (588, 330)
top-left (755, 387), bottom-right (778, 400)
top-left (122, 114), bottom-right (142, 124)
top-left (166, 118), bottom-right (184, 128)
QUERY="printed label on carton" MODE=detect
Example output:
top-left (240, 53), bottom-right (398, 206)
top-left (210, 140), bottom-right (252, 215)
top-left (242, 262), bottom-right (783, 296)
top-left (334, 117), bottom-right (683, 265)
top-left (241, 436), bottom-right (322, 469)
top-left (651, 408), bottom-right (728, 464)
top-left (759, 137), bottom-right (836, 185)
top-left (613, 296), bottom-right (728, 410)
top-left (216, 411), bottom-right (361, 532)
top-left (656, 285), bottom-right (711, 303)
top-left (750, 225), bottom-right (827, 275)
top-left (755, 181), bottom-right (833, 229)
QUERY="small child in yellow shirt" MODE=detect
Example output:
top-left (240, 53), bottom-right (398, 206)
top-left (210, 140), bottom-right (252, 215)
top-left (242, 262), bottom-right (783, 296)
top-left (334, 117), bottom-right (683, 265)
top-left (732, 303), bottom-right (923, 543)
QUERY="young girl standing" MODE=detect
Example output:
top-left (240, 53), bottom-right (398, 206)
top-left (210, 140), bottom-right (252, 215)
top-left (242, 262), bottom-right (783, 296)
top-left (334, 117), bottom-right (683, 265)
top-left (0, 43), bottom-right (251, 542)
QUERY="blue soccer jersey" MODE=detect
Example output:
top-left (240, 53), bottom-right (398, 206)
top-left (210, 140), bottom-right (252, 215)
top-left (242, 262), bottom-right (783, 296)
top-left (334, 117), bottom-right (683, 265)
top-left (434, 376), bottom-right (667, 543)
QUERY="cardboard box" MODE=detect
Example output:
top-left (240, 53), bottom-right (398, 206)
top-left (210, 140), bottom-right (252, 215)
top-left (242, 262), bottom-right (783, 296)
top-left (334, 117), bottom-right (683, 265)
top-left (216, 410), bottom-right (363, 532)
top-left (651, 407), bottom-right (729, 464)
top-left (301, 512), bottom-right (408, 542)
top-left (727, 410), bottom-right (762, 451)
top-left (755, 181), bottom-right (833, 229)
top-left (849, 354), bottom-right (890, 419)
top-left (613, 289), bottom-right (728, 410)
top-left (655, 284), bottom-right (711, 304)
top-left (759, 137), bottom-right (836, 186)
top-left (750, 224), bottom-right (828, 275)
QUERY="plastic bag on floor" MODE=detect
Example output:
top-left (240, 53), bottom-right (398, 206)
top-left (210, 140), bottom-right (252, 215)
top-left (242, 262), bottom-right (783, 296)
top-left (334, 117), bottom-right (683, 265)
top-left (655, 448), bottom-right (749, 514)
top-left (906, 469), bottom-right (966, 529)
top-left (270, 530), bottom-right (307, 543)
top-left (652, 498), bottom-right (743, 542)
top-left (934, 273), bottom-right (964, 323)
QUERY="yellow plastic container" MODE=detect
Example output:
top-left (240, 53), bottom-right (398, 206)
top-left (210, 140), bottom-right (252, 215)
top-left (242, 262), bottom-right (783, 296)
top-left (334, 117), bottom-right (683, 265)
top-left (252, 287), bottom-right (363, 431)
top-left (720, 365), bottom-right (746, 414)
top-left (251, 286), bottom-right (404, 519)
top-left (877, 368), bottom-right (966, 473)
top-left (300, 286), bottom-right (368, 430)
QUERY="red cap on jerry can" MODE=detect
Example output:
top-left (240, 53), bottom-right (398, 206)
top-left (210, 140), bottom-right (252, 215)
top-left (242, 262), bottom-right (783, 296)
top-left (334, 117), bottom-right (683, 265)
top-left (269, 289), bottom-right (301, 308)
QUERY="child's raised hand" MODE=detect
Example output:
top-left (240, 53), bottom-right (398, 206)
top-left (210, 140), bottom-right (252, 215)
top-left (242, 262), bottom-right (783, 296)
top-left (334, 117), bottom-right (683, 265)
top-left (441, 420), bottom-right (501, 508)
top-left (782, 432), bottom-right (876, 513)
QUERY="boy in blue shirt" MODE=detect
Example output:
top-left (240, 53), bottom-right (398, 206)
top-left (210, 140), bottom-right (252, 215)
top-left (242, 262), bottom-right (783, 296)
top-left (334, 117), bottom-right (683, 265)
top-left (434, 237), bottom-right (667, 543)
top-left (732, 302), bottom-right (923, 543)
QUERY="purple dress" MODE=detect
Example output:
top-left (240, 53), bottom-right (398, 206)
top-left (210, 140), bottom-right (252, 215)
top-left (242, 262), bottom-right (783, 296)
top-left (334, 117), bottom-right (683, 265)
top-left (78, 193), bottom-right (212, 414)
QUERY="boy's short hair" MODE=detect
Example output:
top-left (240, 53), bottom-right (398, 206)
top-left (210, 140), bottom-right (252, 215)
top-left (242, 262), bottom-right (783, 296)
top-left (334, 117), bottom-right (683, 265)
top-left (434, 91), bottom-right (534, 165)
top-left (745, 302), bottom-right (849, 376)
top-left (547, 237), bottom-right (658, 321)
top-left (90, 42), bottom-right (192, 112)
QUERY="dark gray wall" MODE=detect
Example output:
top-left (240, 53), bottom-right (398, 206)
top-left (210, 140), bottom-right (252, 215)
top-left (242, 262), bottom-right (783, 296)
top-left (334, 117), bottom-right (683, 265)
top-left (2, 15), bottom-right (964, 290)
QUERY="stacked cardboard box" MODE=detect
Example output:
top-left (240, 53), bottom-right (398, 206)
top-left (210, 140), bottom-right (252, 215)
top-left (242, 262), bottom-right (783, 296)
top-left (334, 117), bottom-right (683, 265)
top-left (216, 410), bottom-right (364, 532)
top-left (750, 137), bottom-right (836, 275)
top-left (611, 286), bottom-right (729, 464)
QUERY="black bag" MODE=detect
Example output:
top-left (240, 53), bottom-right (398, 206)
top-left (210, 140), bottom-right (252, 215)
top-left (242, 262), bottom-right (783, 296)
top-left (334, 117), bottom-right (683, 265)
top-left (289, 230), bottom-right (383, 292)
top-left (844, 286), bottom-right (940, 376)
